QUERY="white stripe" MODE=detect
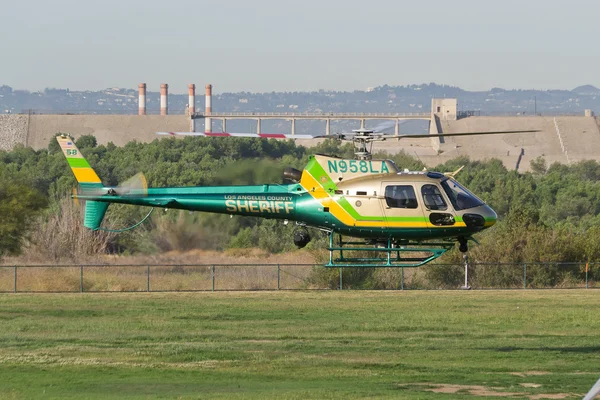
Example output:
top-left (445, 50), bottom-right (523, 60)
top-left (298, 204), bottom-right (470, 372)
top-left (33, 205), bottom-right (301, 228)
top-left (584, 377), bottom-right (600, 400)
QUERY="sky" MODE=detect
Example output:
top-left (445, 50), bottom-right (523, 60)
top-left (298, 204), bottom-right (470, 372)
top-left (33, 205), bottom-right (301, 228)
top-left (1, 0), bottom-right (599, 94)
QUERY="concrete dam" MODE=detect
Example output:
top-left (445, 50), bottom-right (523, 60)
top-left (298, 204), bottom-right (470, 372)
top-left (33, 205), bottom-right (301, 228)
top-left (1, 113), bottom-right (599, 172)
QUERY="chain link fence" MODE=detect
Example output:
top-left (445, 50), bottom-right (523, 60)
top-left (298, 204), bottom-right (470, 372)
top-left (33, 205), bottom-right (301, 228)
top-left (0, 263), bottom-right (597, 293)
top-left (418, 262), bottom-right (599, 290)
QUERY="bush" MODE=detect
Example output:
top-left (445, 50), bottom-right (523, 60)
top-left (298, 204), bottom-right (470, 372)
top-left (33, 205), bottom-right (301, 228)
top-left (24, 197), bottom-right (113, 262)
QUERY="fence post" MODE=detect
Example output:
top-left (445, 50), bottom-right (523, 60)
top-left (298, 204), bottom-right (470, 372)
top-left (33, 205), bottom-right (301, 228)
top-left (212, 265), bottom-right (215, 291)
top-left (339, 267), bottom-right (343, 290)
top-left (277, 264), bottom-right (280, 290)
top-left (523, 263), bottom-right (527, 289)
top-left (80, 265), bottom-right (84, 293)
top-left (401, 267), bottom-right (404, 290)
top-left (14, 266), bottom-right (17, 293)
top-left (147, 265), bottom-right (150, 292)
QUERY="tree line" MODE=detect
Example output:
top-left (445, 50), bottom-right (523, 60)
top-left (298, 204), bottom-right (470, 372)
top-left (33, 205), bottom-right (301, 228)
top-left (2, 134), bottom-right (600, 286)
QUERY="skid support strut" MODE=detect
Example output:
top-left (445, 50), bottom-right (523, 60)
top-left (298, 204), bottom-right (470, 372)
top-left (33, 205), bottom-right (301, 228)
top-left (324, 231), bottom-right (454, 268)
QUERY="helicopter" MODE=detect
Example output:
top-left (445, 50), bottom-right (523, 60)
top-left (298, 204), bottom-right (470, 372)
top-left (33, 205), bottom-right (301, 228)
top-left (57, 127), bottom-right (536, 268)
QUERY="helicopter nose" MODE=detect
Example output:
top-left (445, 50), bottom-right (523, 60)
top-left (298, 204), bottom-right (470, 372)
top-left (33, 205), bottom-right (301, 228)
top-left (482, 205), bottom-right (497, 228)
top-left (461, 205), bottom-right (497, 230)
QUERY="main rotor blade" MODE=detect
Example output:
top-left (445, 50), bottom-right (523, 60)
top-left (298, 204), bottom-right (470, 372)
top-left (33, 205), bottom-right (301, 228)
top-left (378, 130), bottom-right (540, 140)
top-left (157, 129), bottom-right (540, 142)
top-left (371, 120), bottom-right (399, 133)
top-left (312, 133), bottom-right (356, 140)
top-left (156, 132), bottom-right (316, 139)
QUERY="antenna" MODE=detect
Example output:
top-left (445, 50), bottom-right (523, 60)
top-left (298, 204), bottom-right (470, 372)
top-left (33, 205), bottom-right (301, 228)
top-left (413, 150), bottom-right (424, 165)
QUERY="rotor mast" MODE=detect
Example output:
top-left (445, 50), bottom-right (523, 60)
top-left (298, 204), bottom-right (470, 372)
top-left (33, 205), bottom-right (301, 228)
top-left (352, 128), bottom-right (377, 160)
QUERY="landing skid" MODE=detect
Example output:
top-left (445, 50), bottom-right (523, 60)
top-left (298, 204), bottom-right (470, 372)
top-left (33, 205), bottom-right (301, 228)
top-left (324, 233), bottom-right (455, 268)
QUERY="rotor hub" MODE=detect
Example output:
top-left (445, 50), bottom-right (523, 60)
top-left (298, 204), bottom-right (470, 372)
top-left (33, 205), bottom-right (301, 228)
top-left (351, 129), bottom-right (376, 160)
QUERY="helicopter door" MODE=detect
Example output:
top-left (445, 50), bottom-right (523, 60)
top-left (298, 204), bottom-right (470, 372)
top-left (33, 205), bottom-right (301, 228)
top-left (420, 183), bottom-right (457, 227)
top-left (380, 183), bottom-right (426, 229)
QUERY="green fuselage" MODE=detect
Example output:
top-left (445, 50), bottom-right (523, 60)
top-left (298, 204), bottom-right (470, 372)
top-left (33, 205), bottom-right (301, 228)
top-left (78, 182), bottom-right (486, 241)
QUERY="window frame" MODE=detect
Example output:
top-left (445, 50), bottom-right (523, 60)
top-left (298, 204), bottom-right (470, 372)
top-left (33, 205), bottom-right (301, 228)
top-left (421, 183), bottom-right (449, 211)
top-left (440, 178), bottom-right (485, 211)
top-left (384, 185), bottom-right (419, 209)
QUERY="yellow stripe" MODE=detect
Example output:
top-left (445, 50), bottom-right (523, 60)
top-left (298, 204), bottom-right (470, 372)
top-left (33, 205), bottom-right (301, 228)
top-left (299, 172), bottom-right (329, 200)
top-left (72, 168), bottom-right (102, 183)
top-left (300, 169), bottom-right (467, 229)
top-left (362, 220), bottom-right (430, 228)
top-left (322, 197), bottom-right (359, 227)
top-left (302, 172), bottom-right (356, 226)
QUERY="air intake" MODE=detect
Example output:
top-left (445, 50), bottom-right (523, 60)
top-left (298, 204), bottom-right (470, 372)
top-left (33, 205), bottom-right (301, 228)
top-left (283, 167), bottom-right (302, 182)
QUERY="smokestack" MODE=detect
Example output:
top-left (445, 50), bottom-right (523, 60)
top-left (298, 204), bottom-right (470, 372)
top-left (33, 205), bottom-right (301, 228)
top-left (188, 84), bottom-right (196, 115)
top-left (160, 83), bottom-right (168, 116)
top-left (138, 83), bottom-right (146, 115)
top-left (205, 84), bottom-right (212, 132)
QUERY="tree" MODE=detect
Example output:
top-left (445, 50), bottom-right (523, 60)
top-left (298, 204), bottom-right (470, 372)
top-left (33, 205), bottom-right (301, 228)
top-left (530, 156), bottom-right (547, 175)
top-left (0, 171), bottom-right (47, 258)
top-left (75, 135), bottom-right (97, 149)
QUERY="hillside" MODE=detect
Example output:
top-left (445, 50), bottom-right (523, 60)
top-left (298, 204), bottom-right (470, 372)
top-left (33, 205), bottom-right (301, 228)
top-left (2, 83), bottom-right (599, 116)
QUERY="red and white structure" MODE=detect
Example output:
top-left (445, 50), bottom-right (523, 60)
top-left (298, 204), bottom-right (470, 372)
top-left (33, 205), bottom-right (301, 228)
top-left (160, 84), bottom-right (168, 116)
top-left (138, 83), bottom-right (146, 115)
top-left (188, 84), bottom-right (196, 115)
top-left (205, 84), bottom-right (212, 132)
top-left (157, 132), bottom-right (315, 139)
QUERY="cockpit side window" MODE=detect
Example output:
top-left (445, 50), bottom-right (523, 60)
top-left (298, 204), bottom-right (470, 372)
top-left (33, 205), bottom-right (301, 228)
top-left (421, 184), bottom-right (448, 211)
top-left (384, 185), bottom-right (418, 209)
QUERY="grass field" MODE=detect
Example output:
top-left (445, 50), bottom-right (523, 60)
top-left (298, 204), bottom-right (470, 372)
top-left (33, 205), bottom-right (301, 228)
top-left (0, 291), bottom-right (599, 399)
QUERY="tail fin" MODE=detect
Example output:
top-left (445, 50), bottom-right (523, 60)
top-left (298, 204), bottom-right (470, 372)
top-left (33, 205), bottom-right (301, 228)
top-left (57, 135), bottom-right (109, 230)
top-left (57, 135), bottom-right (102, 186)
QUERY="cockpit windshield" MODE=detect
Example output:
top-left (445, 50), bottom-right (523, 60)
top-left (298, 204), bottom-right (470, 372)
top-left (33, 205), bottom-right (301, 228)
top-left (440, 178), bottom-right (485, 211)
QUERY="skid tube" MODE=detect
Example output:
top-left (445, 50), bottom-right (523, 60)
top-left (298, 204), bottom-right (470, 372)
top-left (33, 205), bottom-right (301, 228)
top-left (324, 232), bottom-right (455, 268)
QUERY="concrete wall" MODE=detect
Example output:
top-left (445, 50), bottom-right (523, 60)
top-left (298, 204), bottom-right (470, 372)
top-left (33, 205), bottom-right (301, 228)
top-left (368, 116), bottom-right (600, 172)
top-left (3, 114), bottom-right (600, 173)
top-left (430, 116), bottom-right (592, 171)
top-left (552, 116), bottom-right (600, 163)
top-left (0, 115), bottom-right (190, 150)
top-left (428, 114), bottom-right (442, 151)
top-left (0, 115), bottom-right (29, 151)
top-left (27, 115), bottom-right (190, 149)
top-left (431, 98), bottom-right (457, 120)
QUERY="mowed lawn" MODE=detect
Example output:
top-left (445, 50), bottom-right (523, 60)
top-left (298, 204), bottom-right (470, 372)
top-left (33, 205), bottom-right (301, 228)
top-left (0, 291), bottom-right (599, 399)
